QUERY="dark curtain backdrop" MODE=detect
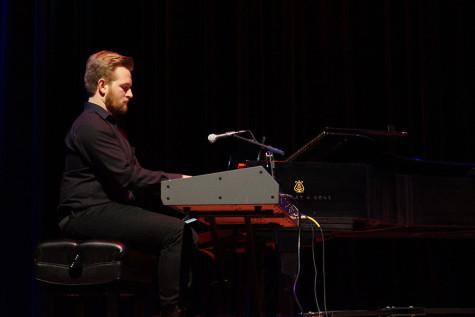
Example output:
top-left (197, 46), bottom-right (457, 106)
top-left (1, 0), bottom-right (474, 315)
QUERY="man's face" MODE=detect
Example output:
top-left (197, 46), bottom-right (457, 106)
top-left (104, 66), bottom-right (133, 116)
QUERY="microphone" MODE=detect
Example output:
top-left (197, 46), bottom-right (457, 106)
top-left (208, 131), bottom-right (246, 143)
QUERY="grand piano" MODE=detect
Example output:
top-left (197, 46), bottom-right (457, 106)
top-left (248, 127), bottom-right (475, 233)
top-left (162, 128), bottom-right (475, 316)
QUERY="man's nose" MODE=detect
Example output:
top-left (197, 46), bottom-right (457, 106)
top-left (126, 89), bottom-right (133, 98)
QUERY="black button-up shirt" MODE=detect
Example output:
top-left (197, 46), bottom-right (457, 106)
top-left (59, 102), bottom-right (180, 211)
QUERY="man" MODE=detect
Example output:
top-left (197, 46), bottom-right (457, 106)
top-left (58, 50), bottom-right (197, 317)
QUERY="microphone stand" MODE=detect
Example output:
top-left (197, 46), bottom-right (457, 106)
top-left (232, 134), bottom-right (285, 178)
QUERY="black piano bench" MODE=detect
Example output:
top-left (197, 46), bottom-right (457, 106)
top-left (34, 239), bottom-right (158, 317)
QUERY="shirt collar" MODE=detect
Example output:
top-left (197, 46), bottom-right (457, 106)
top-left (84, 101), bottom-right (116, 123)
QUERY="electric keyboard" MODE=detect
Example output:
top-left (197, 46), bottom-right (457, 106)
top-left (161, 166), bottom-right (299, 227)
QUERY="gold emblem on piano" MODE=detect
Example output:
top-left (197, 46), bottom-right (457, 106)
top-left (294, 180), bottom-right (305, 193)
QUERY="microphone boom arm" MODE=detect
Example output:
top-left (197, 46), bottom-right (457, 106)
top-left (232, 134), bottom-right (285, 156)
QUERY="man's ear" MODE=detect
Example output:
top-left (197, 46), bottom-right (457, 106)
top-left (98, 78), bottom-right (107, 96)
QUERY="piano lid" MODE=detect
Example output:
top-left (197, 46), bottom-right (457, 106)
top-left (285, 127), bottom-right (407, 163)
top-left (285, 127), bottom-right (474, 177)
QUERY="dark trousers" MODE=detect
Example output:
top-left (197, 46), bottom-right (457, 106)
top-left (61, 202), bottom-right (198, 308)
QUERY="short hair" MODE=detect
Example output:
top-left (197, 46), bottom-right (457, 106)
top-left (84, 50), bottom-right (134, 97)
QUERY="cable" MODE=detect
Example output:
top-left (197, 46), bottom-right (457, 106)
top-left (292, 211), bottom-right (305, 316)
top-left (243, 129), bottom-right (258, 142)
top-left (319, 223), bottom-right (328, 317)
top-left (306, 216), bottom-right (321, 228)
top-left (281, 193), bottom-right (314, 316)
top-left (310, 222), bottom-right (322, 316)
top-left (307, 215), bottom-right (328, 317)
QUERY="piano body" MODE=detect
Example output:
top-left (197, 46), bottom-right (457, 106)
top-left (248, 127), bottom-right (475, 231)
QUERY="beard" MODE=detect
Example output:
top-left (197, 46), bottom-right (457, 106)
top-left (105, 91), bottom-right (128, 116)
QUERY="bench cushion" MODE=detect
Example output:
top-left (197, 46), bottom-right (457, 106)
top-left (34, 239), bottom-right (154, 286)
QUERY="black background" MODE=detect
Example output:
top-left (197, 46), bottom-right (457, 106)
top-left (1, 0), bottom-right (474, 315)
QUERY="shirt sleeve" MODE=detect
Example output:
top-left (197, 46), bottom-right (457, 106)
top-left (70, 111), bottom-right (180, 195)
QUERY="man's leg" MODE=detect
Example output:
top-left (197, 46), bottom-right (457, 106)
top-left (62, 202), bottom-right (198, 315)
